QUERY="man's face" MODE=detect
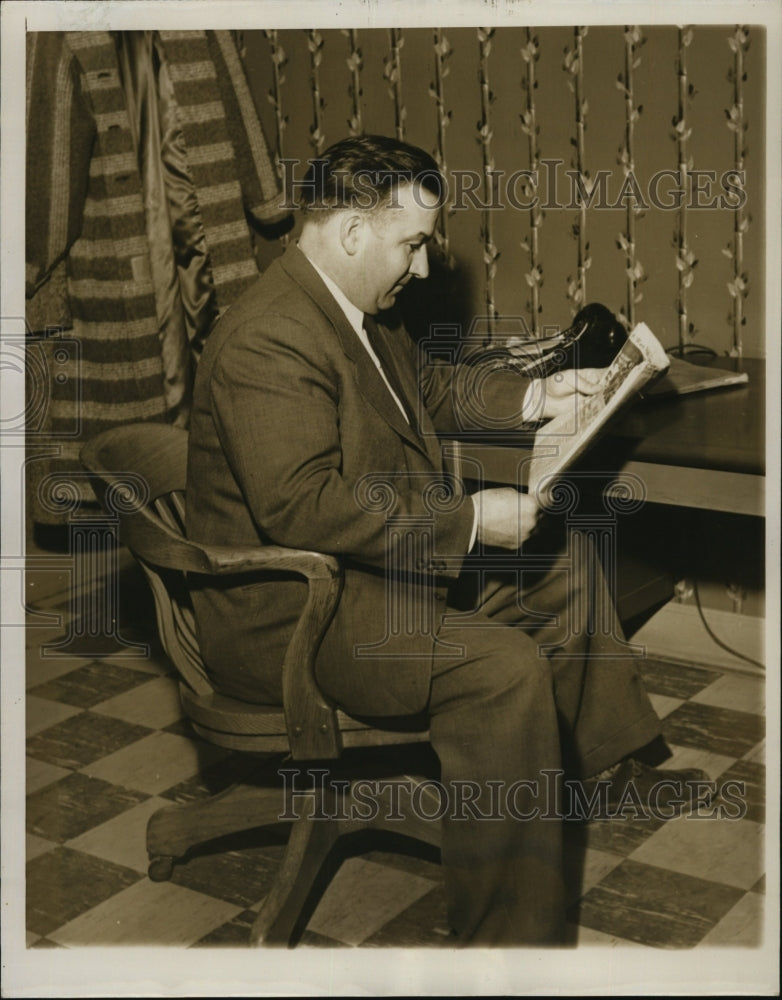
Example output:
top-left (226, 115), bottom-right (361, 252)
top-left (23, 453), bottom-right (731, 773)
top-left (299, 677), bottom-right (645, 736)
top-left (358, 182), bottom-right (440, 314)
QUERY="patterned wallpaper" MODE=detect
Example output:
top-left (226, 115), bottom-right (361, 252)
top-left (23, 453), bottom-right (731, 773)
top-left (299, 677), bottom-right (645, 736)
top-left (240, 25), bottom-right (766, 358)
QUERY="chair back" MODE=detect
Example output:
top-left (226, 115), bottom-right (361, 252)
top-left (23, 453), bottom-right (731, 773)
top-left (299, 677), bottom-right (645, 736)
top-left (81, 423), bottom-right (221, 696)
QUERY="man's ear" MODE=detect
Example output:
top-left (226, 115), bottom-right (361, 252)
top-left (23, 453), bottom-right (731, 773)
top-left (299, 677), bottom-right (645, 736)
top-left (339, 212), bottom-right (365, 256)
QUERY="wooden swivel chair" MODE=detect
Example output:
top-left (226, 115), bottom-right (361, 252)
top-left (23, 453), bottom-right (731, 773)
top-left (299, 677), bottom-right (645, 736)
top-left (80, 423), bottom-right (440, 946)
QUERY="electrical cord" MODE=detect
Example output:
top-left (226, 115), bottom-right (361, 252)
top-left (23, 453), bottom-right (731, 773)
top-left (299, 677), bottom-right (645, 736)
top-left (692, 578), bottom-right (765, 670)
top-left (666, 343), bottom-right (718, 359)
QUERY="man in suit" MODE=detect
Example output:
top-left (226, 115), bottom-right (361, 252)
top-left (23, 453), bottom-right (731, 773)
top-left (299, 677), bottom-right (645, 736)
top-left (187, 135), bottom-right (705, 946)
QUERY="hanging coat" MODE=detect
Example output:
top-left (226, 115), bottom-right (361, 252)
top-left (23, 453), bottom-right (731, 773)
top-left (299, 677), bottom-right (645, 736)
top-left (26, 29), bottom-right (289, 524)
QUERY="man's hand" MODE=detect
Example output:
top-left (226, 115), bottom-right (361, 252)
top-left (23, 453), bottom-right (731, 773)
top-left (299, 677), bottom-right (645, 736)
top-left (536, 367), bottom-right (607, 419)
top-left (472, 488), bottom-right (540, 550)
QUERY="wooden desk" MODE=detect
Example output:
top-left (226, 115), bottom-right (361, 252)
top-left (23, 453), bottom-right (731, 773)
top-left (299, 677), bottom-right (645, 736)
top-left (447, 357), bottom-right (765, 517)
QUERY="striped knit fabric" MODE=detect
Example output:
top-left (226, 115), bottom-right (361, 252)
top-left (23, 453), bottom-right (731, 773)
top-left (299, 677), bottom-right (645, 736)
top-left (26, 30), bottom-right (288, 524)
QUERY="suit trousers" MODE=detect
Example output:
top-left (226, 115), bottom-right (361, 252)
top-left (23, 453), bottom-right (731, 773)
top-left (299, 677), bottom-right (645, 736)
top-left (426, 523), bottom-right (663, 945)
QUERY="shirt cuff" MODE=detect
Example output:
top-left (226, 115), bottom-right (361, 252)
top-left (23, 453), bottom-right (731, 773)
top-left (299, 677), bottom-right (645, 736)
top-left (468, 494), bottom-right (479, 552)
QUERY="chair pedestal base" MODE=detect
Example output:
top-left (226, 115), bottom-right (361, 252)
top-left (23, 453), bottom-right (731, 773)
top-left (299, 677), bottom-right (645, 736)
top-left (146, 774), bottom-right (443, 946)
top-left (147, 782), bottom-right (284, 864)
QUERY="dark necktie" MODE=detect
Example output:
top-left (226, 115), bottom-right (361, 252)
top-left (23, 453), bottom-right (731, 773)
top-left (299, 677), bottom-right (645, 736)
top-left (362, 315), bottom-right (417, 428)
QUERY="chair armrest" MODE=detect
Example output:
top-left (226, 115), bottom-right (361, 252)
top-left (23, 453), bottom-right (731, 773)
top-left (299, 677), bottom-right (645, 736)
top-left (194, 544), bottom-right (340, 582)
top-left (187, 542), bottom-right (345, 759)
top-left (118, 507), bottom-right (340, 584)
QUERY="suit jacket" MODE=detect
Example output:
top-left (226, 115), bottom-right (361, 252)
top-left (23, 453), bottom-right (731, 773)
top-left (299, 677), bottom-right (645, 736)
top-left (186, 244), bottom-right (533, 716)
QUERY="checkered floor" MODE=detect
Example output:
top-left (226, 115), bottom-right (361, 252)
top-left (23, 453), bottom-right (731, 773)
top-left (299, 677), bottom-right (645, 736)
top-left (23, 542), bottom-right (766, 950)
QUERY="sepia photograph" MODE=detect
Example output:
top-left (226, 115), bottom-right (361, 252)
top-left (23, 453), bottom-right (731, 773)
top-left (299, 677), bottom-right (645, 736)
top-left (2, 0), bottom-right (779, 995)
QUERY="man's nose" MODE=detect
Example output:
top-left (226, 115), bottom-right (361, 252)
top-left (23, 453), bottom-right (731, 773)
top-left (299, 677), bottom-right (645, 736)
top-left (409, 244), bottom-right (429, 280)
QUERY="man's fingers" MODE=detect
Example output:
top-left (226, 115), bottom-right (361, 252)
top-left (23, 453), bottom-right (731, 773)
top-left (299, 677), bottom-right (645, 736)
top-left (538, 366), bottom-right (609, 418)
top-left (552, 368), bottom-right (606, 395)
top-left (575, 367), bottom-right (607, 391)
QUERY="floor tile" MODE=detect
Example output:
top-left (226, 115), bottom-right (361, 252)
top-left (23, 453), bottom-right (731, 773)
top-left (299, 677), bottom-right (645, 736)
top-left (25, 695), bottom-right (81, 738)
top-left (48, 879), bottom-right (240, 947)
top-left (569, 858), bottom-right (744, 948)
top-left (27, 771), bottom-right (150, 843)
top-left (662, 702), bottom-right (764, 758)
top-left (96, 646), bottom-right (174, 677)
top-left (25, 626), bottom-right (69, 658)
top-left (659, 743), bottom-right (737, 780)
top-left (564, 922), bottom-right (648, 947)
top-left (66, 795), bottom-right (171, 873)
top-left (298, 928), bottom-right (351, 947)
top-left (306, 856), bottom-right (436, 946)
top-left (691, 673), bottom-right (765, 716)
top-left (26, 756), bottom-right (71, 795)
top-left (358, 831), bottom-right (442, 883)
top-left (637, 659), bottom-right (723, 699)
top-left (26, 846), bottom-right (142, 938)
top-left (162, 717), bottom-right (200, 738)
top-left (192, 908), bottom-right (258, 947)
top-left (648, 693), bottom-right (683, 720)
top-left (26, 711), bottom-right (153, 769)
top-left (27, 832), bottom-right (56, 862)
top-left (29, 660), bottom-right (154, 709)
top-left (362, 882), bottom-right (450, 947)
top-left (91, 674), bottom-right (183, 729)
top-left (29, 937), bottom-right (64, 949)
top-left (743, 739), bottom-right (765, 764)
top-left (568, 813), bottom-right (667, 858)
top-left (564, 846), bottom-right (624, 905)
top-left (629, 816), bottom-right (764, 891)
top-left (81, 730), bottom-right (230, 795)
top-left (699, 890), bottom-right (765, 946)
top-left (26, 653), bottom-right (89, 690)
top-left (169, 835), bottom-right (288, 909)
top-left (713, 760), bottom-right (765, 824)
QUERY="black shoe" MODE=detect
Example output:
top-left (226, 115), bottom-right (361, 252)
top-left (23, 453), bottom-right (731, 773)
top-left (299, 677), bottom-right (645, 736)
top-left (600, 758), bottom-right (715, 818)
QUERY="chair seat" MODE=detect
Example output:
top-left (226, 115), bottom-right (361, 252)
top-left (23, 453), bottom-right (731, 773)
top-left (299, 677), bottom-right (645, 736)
top-left (180, 683), bottom-right (430, 753)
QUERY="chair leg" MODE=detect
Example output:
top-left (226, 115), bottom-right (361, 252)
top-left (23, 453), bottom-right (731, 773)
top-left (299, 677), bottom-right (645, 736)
top-left (146, 782), bottom-right (283, 878)
top-left (249, 789), bottom-right (343, 946)
top-left (249, 774), bottom-right (443, 946)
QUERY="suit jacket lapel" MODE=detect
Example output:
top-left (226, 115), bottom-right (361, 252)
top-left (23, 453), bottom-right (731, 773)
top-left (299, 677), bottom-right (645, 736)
top-left (279, 245), bottom-right (441, 466)
top-left (368, 316), bottom-right (446, 471)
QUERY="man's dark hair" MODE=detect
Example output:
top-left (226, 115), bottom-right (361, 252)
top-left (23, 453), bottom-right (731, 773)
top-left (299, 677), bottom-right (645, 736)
top-left (299, 134), bottom-right (445, 217)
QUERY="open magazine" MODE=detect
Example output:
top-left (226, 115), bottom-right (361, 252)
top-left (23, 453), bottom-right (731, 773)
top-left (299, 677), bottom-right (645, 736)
top-left (526, 322), bottom-right (670, 502)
